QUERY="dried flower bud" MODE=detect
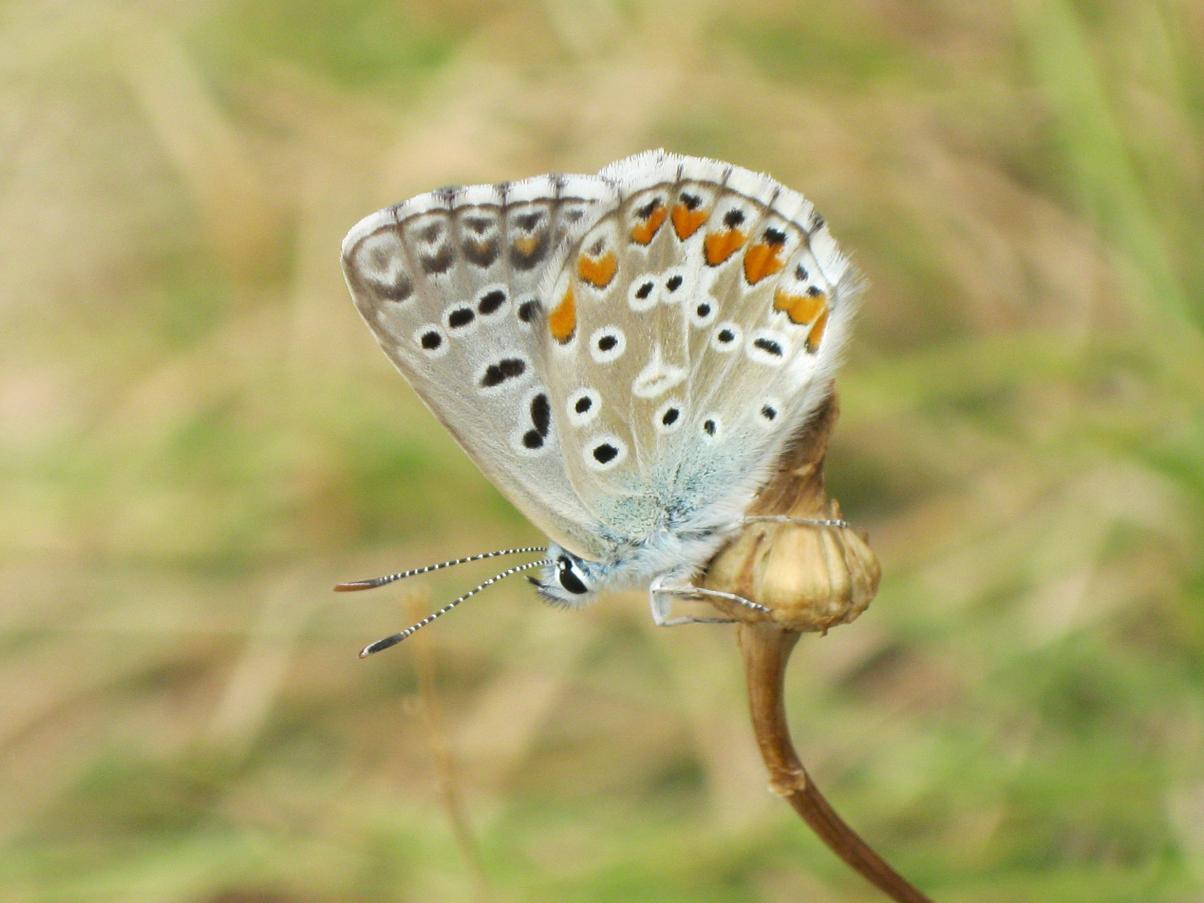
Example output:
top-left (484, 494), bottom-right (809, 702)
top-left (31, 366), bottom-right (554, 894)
top-left (701, 393), bottom-right (880, 632)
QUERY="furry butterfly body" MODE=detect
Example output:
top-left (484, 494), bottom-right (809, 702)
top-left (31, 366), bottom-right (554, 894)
top-left (341, 150), bottom-right (860, 641)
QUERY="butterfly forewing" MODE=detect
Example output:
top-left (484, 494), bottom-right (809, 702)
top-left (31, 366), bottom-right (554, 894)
top-left (341, 174), bottom-right (618, 560)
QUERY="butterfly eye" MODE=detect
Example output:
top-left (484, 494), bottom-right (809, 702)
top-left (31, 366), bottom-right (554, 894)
top-left (557, 556), bottom-right (589, 595)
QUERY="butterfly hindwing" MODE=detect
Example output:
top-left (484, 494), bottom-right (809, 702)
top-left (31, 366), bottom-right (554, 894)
top-left (538, 151), bottom-right (860, 541)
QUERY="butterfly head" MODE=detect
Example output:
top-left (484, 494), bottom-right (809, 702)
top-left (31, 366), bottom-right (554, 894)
top-left (530, 544), bottom-right (603, 607)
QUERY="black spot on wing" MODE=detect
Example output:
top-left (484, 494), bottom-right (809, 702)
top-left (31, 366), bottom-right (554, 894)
top-left (753, 337), bottom-right (783, 357)
top-left (477, 289), bottom-right (507, 315)
top-left (517, 299), bottom-right (540, 323)
top-left (530, 393), bottom-right (550, 436)
top-left (480, 358), bottom-right (526, 388)
top-left (447, 306), bottom-right (475, 329)
top-left (592, 443), bottom-right (618, 464)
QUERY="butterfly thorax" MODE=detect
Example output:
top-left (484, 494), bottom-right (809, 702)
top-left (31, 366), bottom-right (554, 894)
top-left (536, 521), bottom-right (733, 608)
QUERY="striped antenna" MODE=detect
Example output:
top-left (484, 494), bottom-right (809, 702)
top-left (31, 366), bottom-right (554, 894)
top-left (334, 545), bottom-right (546, 592)
top-left (359, 558), bottom-right (552, 658)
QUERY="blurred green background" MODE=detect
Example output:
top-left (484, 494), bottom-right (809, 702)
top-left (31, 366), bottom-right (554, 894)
top-left (3, 1), bottom-right (1201, 901)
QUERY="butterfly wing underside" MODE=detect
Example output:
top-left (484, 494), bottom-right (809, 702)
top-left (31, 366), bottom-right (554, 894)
top-left (341, 175), bottom-right (619, 559)
top-left (536, 151), bottom-right (860, 541)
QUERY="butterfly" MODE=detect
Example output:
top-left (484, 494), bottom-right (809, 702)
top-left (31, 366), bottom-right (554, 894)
top-left (339, 150), bottom-right (861, 656)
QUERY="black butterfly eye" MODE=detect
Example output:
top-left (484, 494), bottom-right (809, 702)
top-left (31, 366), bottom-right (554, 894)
top-left (557, 555), bottom-right (588, 595)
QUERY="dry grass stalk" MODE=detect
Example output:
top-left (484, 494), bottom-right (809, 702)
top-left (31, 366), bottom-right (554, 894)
top-left (408, 593), bottom-right (496, 903)
top-left (703, 394), bottom-right (932, 903)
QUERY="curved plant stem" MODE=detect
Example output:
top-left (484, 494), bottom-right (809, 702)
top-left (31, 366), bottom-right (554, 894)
top-left (739, 622), bottom-right (933, 903)
top-left (704, 392), bottom-right (932, 898)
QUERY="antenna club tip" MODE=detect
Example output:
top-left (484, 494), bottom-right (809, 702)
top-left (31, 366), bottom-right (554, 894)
top-left (335, 581), bottom-right (376, 592)
top-left (350, 555), bottom-right (549, 658)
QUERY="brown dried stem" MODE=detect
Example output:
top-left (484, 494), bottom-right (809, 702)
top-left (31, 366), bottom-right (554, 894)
top-left (703, 394), bottom-right (933, 903)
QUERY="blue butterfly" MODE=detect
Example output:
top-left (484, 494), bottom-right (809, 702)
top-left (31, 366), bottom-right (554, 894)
top-left (339, 151), bottom-right (860, 655)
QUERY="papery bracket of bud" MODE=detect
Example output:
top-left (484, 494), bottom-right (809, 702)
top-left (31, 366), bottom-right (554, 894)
top-left (703, 393), bottom-right (880, 632)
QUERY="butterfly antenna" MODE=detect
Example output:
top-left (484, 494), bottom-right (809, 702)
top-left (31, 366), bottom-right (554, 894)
top-left (359, 559), bottom-right (552, 658)
top-left (334, 546), bottom-right (546, 592)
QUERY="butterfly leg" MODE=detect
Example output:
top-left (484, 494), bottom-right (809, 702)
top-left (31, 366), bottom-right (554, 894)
top-left (741, 515), bottom-right (849, 529)
top-left (648, 577), bottom-right (768, 627)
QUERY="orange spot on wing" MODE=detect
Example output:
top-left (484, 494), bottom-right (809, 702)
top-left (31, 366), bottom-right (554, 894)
top-left (773, 289), bottom-right (827, 325)
top-left (703, 229), bottom-right (747, 266)
top-left (630, 205), bottom-right (667, 245)
top-left (671, 204), bottom-right (709, 239)
top-left (743, 243), bottom-right (786, 284)
top-left (577, 251), bottom-right (618, 288)
top-left (549, 286), bottom-right (576, 343)
top-left (805, 308), bottom-right (829, 353)
top-left (513, 235), bottom-right (540, 256)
